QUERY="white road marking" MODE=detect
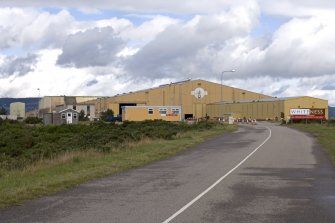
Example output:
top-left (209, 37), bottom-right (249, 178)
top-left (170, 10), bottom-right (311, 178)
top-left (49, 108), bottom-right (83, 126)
top-left (162, 126), bottom-right (272, 223)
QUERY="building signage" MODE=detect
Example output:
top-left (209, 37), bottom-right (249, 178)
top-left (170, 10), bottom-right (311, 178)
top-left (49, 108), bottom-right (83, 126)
top-left (290, 109), bottom-right (310, 115)
top-left (310, 109), bottom-right (325, 116)
top-left (290, 108), bottom-right (325, 120)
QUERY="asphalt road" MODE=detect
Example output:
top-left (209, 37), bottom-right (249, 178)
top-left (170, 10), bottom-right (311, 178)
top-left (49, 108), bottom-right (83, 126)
top-left (1, 122), bottom-right (335, 222)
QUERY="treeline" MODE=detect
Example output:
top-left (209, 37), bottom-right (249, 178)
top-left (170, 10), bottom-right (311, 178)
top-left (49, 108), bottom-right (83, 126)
top-left (0, 120), bottom-right (216, 170)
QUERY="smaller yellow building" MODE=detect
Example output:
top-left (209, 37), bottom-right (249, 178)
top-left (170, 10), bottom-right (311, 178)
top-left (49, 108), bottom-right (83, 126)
top-left (207, 96), bottom-right (328, 120)
top-left (122, 106), bottom-right (182, 122)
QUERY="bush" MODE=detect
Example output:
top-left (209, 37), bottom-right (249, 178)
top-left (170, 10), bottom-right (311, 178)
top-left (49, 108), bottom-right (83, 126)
top-left (100, 109), bottom-right (114, 121)
top-left (24, 117), bottom-right (42, 124)
top-left (0, 120), bottom-right (219, 169)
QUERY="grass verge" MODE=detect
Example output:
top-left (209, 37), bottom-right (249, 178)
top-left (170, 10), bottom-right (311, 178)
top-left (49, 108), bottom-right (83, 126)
top-left (289, 123), bottom-right (335, 165)
top-left (0, 124), bottom-right (236, 208)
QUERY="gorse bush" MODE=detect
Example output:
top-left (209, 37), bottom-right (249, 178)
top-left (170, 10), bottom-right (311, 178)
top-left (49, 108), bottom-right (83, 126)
top-left (0, 120), bottom-right (218, 169)
top-left (24, 117), bottom-right (42, 124)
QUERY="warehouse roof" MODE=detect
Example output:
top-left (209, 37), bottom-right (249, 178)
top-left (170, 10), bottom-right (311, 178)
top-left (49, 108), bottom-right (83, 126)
top-left (110, 79), bottom-right (272, 99)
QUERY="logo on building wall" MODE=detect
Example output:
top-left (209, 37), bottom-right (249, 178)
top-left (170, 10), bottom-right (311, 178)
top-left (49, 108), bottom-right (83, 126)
top-left (191, 88), bottom-right (208, 99)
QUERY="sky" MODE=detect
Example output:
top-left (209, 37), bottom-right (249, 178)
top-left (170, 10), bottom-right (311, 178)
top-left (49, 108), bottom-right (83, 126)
top-left (0, 0), bottom-right (335, 105)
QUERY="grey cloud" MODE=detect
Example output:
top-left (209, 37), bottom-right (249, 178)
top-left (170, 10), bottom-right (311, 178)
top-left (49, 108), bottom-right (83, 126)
top-left (125, 11), bottom-right (256, 81)
top-left (57, 27), bottom-right (125, 68)
top-left (321, 84), bottom-right (335, 90)
top-left (271, 85), bottom-right (290, 96)
top-left (0, 9), bottom-right (74, 50)
top-left (86, 79), bottom-right (98, 87)
top-left (0, 26), bottom-right (15, 49)
top-left (0, 54), bottom-right (38, 77)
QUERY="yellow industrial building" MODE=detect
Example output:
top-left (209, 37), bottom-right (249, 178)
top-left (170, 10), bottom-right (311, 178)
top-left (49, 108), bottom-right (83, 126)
top-left (37, 79), bottom-right (329, 122)
top-left (122, 106), bottom-right (182, 122)
top-left (94, 79), bottom-right (272, 120)
top-left (207, 96), bottom-right (328, 120)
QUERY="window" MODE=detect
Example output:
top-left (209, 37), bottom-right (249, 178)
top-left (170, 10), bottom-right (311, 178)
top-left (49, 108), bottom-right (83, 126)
top-left (159, 108), bottom-right (167, 116)
top-left (172, 108), bottom-right (180, 115)
top-left (73, 105), bottom-right (76, 110)
top-left (61, 114), bottom-right (66, 119)
top-left (148, 108), bottom-right (153, 115)
top-left (73, 113), bottom-right (78, 119)
top-left (68, 113), bottom-right (71, 117)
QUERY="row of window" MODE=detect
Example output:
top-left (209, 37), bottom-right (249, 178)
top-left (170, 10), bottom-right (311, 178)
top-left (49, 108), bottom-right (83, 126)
top-left (148, 108), bottom-right (180, 115)
top-left (61, 113), bottom-right (78, 119)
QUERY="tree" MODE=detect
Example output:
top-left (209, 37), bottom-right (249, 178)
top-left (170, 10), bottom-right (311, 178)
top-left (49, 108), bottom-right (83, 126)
top-left (0, 107), bottom-right (7, 115)
top-left (79, 110), bottom-right (89, 121)
top-left (100, 109), bottom-right (114, 121)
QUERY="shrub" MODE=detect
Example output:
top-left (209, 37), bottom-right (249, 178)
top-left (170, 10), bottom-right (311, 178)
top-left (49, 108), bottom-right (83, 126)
top-left (25, 117), bottom-right (42, 124)
top-left (0, 120), bottom-right (219, 169)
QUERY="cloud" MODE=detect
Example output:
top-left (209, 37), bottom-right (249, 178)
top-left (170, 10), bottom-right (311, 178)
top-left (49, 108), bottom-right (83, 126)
top-left (0, 0), bottom-right (247, 14)
top-left (0, 8), bottom-right (75, 50)
top-left (125, 2), bottom-right (260, 81)
top-left (321, 84), bottom-right (335, 90)
top-left (1, 1), bottom-right (335, 107)
top-left (2, 0), bottom-right (335, 17)
top-left (215, 14), bottom-right (335, 79)
top-left (223, 75), bottom-right (334, 104)
top-left (57, 27), bottom-right (125, 68)
top-left (0, 54), bottom-right (38, 77)
top-left (86, 79), bottom-right (98, 87)
top-left (0, 49), bottom-right (116, 97)
top-left (259, 0), bottom-right (335, 17)
top-left (271, 85), bottom-right (290, 96)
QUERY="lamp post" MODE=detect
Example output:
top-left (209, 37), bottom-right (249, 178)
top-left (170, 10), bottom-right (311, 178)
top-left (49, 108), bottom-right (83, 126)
top-left (221, 70), bottom-right (235, 102)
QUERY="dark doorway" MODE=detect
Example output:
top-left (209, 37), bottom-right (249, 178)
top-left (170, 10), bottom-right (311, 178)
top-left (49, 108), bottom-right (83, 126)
top-left (184, 114), bottom-right (193, 119)
top-left (119, 103), bottom-right (136, 115)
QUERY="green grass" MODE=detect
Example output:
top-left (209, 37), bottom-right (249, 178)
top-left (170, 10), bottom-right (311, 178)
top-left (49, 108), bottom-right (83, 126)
top-left (289, 123), bottom-right (335, 164)
top-left (0, 124), bottom-right (236, 208)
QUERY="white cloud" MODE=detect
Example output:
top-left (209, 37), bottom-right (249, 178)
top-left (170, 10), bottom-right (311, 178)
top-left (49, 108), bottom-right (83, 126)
top-left (219, 14), bottom-right (335, 79)
top-left (0, 8), bottom-right (75, 50)
top-left (0, 0), bottom-right (248, 14)
top-left (259, 0), bottom-right (335, 17)
top-left (125, 2), bottom-right (260, 81)
top-left (1, 1), bottom-right (335, 107)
